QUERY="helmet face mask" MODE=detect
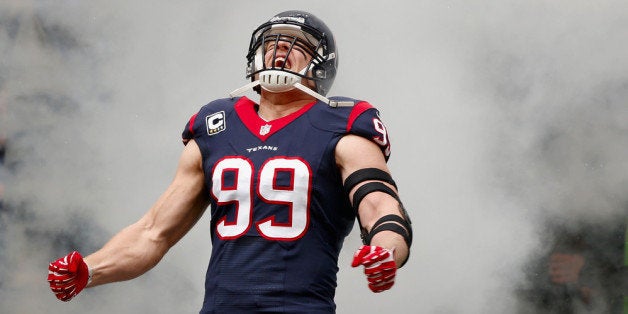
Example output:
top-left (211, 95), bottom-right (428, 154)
top-left (256, 31), bottom-right (320, 76)
top-left (246, 11), bottom-right (337, 96)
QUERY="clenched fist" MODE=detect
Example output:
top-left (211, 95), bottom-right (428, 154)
top-left (47, 251), bottom-right (91, 301)
top-left (351, 245), bottom-right (397, 293)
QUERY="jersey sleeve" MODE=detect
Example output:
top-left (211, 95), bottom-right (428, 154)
top-left (181, 112), bottom-right (200, 145)
top-left (182, 98), bottom-right (235, 145)
top-left (346, 101), bottom-right (392, 160)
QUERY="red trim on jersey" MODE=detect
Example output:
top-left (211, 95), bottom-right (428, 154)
top-left (346, 101), bottom-right (374, 132)
top-left (235, 96), bottom-right (317, 141)
top-left (188, 113), bottom-right (198, 134)
top-left (182, 113), bottom-right (199, 144)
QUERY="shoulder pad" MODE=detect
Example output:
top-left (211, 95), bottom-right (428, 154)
top-left (181, 97), bottom-right (240, 144)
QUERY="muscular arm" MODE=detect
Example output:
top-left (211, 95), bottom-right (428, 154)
top-left (84, 140), bottom-right (209, 287)
top-left (336, 134), bottom-right (409, 267)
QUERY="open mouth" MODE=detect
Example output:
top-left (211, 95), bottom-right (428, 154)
top-left (273, 56), bottom-right (291, 69)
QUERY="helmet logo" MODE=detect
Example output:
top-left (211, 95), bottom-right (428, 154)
top-left (269, 16), bottom-right (305, 24)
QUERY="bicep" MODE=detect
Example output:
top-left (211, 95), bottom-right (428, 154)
top-left (336, 135), bottom-right (390, 178)
top-left (141, 139), bottom-right (209, 247)
top-left (336, 135), bottom-right (398, 227)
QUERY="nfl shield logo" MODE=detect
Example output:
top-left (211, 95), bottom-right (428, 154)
top-left (259, 124), bottom-right (272, 136)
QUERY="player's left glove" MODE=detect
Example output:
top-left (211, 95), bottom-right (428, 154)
top-left (47, 251), bottom-right (91, 302)
top-left (351, 245), bottom-right (397, 293)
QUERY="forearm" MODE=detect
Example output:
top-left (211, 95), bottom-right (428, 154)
top-left (84, 221), bottom-right (170, 287)
top-left (358, 194), bottom-right (411, 267)
top-left (370, 230), bottom-right (409, 267)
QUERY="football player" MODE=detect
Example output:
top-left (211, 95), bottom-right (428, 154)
top-left (48, 10), bottom-right (412, 313)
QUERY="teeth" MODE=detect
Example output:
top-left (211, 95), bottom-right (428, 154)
top-left (274, 57), bottom-right (290, 69)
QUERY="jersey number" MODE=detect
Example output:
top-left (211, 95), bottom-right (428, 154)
top-left (211, 157), bottom-right (311, 241)
top-left (373, 118), bottom-right (391, 157)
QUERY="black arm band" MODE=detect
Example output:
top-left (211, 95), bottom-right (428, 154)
top-left (363, 214), bottom-right (413, 268)
top-left (343, 168), bottom-right (397, 193)
top-left (350, 181), bottom-right (402, 240)
top-left (363, 214), bottom-right (413, 247)
top-left (352, 182), bottom-right (400, 211)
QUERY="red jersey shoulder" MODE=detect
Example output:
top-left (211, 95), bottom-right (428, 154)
top-left (345, 101), bottom-right (392, 159)
top-left (309, 97), bottom-right (392, 159)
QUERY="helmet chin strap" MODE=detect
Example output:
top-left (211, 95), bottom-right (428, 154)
top-left (228, 80), bottom-right (261, 98)
top-left (229, 70), bottom-right (353, 107)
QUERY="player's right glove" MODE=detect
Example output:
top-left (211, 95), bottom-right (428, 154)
top-left (351, 245), bottom-right (397, 293)
top-left (47, 251), bottom-right (91, 301)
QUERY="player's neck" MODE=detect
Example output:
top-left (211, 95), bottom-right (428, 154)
top-left (258, 90), bottom-right (315, 121)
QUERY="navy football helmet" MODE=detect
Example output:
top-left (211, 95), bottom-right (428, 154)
top-left (245, 10), bottom-right (338, 96)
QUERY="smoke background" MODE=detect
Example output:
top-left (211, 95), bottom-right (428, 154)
top-left (1, 0), bottom-right (627, 313)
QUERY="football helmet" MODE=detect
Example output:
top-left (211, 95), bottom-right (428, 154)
top-left (245, 10), bottom-right (338, 96)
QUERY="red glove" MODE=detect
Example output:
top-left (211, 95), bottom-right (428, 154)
top-left (47, 251), bottom-right (91, 301)
top-left (351, 245), bottom-right (397, 293)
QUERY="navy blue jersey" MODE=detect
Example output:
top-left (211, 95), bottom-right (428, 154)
top-left (182, 96), bottom-right (391, 313)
